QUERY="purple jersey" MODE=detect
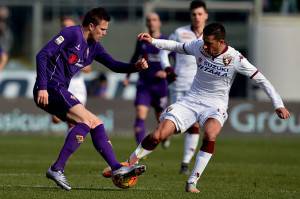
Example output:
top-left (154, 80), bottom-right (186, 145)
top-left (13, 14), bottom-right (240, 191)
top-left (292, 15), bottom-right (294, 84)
top-left (35, 25), bottom-right (137, 90)
top-left (130, 34), bottom-right (168, 85)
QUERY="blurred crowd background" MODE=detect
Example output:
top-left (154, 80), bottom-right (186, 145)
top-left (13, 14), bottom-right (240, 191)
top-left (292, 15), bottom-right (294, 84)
top-left (0, 0), bottom-right (299, 135)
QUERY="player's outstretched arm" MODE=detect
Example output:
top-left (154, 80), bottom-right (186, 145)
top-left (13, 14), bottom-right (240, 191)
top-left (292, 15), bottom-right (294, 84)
top-left (138, 32), bottom-right (187, 55)
top-left (236, 55), bottom-right (290, 120)
top-left (95, 44), bottom-right (148, 73)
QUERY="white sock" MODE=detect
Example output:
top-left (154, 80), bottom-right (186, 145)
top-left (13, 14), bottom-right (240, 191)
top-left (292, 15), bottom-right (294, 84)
top-left (188, 150), bottom-right (212, 184)
top-left (182, 133), bottom-right (200, 164)
top-left (129, 143), bottom-right (153, 165)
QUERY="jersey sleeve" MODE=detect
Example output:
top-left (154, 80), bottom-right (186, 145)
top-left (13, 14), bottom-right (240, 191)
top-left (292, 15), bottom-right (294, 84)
top-left (182, 40), bottom-right (203, 56)
top-left (35, 27), bottom-right (76, 90)
top-left (152, 38), bottom-right (201, 56)
top-left (94, 43), bottom-right (138, 73)
top-left (235, 54), bottom-right (284, 109)
top-left (159, 32), bottom-right (177, 69)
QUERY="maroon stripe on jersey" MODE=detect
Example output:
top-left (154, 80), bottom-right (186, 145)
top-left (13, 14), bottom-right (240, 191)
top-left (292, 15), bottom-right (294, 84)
top-left (250, 70), bottom-right (259, 79)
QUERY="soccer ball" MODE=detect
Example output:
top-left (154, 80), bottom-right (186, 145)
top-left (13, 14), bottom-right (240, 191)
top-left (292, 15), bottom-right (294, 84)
top-left (112, 174), bottom-right (138, 189)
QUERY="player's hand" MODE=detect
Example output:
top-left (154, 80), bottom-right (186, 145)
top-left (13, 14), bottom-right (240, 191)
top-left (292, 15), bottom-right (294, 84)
top-left (37, 90), bottom-right (49, 107)
top-left (123, 78), bottom-right (130, 86)
top-left (275, 107), bottom-right (290, 119)
top-left (155, 70), bottom-right (167, 79)
top-left (164, 67), bottom-right (177, 84)
top-left (138, 33), bottom-right (153, 43)
top-left (135, 58), bottom-right (148, 70)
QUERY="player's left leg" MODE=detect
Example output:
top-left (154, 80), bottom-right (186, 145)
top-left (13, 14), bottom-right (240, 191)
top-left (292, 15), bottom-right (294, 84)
top-left (180, 123), bottom-right (200, 175)
top-left (186, 118), bottom-right (222, 193)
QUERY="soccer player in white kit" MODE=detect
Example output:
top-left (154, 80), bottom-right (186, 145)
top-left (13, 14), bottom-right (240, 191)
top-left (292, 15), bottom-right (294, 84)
top-left (160, 0), bottom-right (208, 175)
top-left (127, 23), bottom-right (291, 193)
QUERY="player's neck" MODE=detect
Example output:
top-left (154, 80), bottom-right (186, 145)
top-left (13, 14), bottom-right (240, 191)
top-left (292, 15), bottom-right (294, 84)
top-left (82, 26), bottom-right (89, 42)
top-left (150, 31), bottom-right (161, 39)
top-left (192, 24), bottom-right (205, 38)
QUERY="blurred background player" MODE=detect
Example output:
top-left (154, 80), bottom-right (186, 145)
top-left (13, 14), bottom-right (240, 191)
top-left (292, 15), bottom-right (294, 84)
top-left (52, 16), bottom-right (92, 124)
top-left (160, 0), bottom-right (208, 174)
top-left (0, 6), bottom-right (12, 70)
top-left (128, 23), bottom-right (290, 193)
top-left (34, 7), bottom-right (147, 190)
top-left (123, 12), bottom-right (170, 145)
top-left (0, 46), bottom-right (8, 70)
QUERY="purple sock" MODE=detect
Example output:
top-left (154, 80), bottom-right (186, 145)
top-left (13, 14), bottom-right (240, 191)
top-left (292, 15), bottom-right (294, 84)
top-left (90, 124), bottom-right (122, 171)
top-left (51, 123), bottom-right (90, 171)
top-left (134, 118), bottom-right (145, 145)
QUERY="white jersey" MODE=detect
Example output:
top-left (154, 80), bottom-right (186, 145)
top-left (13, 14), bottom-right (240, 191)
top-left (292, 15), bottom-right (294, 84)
top-left (160, 25), bottom-right (201, 91)
top-left (153, 39), bottom-right (284, 110)
top-left (68, 73), bottom-right (87, 105)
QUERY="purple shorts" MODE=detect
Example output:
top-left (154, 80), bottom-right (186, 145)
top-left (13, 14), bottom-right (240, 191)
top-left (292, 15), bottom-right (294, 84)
top-left (134, 83), bottom-right (168, 112)
top-left (33, 86), bottom-right (81, 121)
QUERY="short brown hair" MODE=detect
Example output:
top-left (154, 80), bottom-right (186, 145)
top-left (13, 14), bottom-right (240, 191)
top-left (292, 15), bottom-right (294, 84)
top-left (190, 0), bottom-right (207, 12)
top-left (82, 7), bottom-right (110, 27)
top-left (203, 23), bottom-right (226, 40)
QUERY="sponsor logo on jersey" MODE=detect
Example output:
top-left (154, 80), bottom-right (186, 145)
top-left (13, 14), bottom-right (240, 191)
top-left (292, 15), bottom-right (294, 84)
top-left (68, 53), bottom-right (79, 64)
top-left (198, 61), bottom-right (229, 77)
top-left (54, 36), bottom-right (64, 45)
top-left (223, 54), bottom-right (233, 66)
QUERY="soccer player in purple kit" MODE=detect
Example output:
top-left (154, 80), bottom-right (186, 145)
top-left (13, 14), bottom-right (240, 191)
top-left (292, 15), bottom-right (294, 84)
top-left (33, 7), bottom-right (147, 191)
top-left (123, 13), bottom-right (174, 145)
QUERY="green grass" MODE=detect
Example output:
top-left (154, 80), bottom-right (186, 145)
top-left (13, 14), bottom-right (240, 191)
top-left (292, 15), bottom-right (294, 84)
top-left (0, 134), bottom-right (299, 199)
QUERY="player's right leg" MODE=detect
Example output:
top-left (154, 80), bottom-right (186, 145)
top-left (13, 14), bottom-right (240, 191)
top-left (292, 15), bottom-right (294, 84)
top-left (67, 104), bottom-right (146, 181)
top-left (128, 119), bottom-right (177, 165)
top-left (128, 102), bottom-right (198, 165)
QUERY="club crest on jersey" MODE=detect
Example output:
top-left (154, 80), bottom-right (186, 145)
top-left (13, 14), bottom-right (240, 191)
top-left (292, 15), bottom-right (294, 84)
top-left (223, 54), bottom-right (232, 66)
top-left (76, 135), bottom-right (84, 143)
top-left (68, 54), bottom-right (79, 64)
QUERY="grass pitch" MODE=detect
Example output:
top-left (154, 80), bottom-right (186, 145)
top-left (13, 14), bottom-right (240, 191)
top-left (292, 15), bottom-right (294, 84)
top-left (0, 134), bottom-right (299, 199)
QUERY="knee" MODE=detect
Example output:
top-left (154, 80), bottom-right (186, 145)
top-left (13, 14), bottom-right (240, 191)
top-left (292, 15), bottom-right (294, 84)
top-left (82, 117), bottom-right (102, 129)
top-left (203, 128), bottom-right (219, 141)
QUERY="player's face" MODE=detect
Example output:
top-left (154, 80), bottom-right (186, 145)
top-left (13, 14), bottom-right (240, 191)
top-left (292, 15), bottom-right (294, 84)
top-left (89, 20), bottom-right (109, 41)
top-left (203, 35), bottom-right (224, 57)
top-left (146, 14), bottom-right (161, 33)
top-left (191, 7), bottom-right (208, 28)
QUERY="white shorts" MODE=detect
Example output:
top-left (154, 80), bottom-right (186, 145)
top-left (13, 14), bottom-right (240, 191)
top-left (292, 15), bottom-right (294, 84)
top-left (68, 76), bottom-right (87, 105)
top-left (160, 99), bottom-right (228, 133)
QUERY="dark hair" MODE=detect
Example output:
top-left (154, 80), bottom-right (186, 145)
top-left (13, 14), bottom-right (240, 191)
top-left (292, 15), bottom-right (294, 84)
top-left (190, 0), bottom-right (207, 12)
top-left (203, 22), bottom-right (226, 40)
top-left (82, 7), bottom-right (110, 27)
